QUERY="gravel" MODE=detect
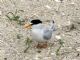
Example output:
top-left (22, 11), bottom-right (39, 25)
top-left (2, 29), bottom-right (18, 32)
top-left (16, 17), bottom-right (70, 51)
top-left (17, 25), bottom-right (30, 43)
top-left (0, 0), bottom-right (80, 60)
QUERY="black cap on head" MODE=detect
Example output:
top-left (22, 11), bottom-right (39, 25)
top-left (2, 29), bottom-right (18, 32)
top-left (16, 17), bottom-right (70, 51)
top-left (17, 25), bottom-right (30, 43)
top-left (31, 19), bottom-right (42, 25)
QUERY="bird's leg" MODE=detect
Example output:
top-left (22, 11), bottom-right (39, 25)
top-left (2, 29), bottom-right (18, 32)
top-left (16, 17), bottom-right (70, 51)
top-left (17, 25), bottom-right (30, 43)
top-left (36, 42), bottom-right (48, 49)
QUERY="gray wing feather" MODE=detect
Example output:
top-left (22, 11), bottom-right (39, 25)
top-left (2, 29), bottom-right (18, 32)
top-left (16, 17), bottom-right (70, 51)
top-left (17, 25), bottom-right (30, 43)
top-left (43, 29), bottom-right (53, 40)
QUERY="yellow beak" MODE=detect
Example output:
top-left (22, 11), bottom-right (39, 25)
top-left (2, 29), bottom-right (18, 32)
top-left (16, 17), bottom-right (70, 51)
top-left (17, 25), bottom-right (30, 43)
top-left (24, 23), bottom-right (32, 29)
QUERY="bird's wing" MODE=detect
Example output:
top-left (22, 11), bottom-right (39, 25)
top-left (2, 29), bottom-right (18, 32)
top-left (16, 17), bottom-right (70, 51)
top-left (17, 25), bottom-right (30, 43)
top-left (43, 29), bottom-right (53, 40)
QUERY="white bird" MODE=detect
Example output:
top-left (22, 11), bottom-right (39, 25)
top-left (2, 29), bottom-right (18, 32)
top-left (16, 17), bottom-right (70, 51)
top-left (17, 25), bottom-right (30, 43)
top-left (24, 19), bottom-right (56, 48)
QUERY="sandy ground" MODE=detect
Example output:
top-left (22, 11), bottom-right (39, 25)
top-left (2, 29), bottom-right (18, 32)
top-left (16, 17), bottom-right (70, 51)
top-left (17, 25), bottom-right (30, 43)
top-left (0, 0), bottom-right (80, 60)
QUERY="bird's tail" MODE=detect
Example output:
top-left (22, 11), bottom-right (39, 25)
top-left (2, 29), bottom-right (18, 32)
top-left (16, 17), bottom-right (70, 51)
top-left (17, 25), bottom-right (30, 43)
top-left (49, 20), bottom-right (56, 31)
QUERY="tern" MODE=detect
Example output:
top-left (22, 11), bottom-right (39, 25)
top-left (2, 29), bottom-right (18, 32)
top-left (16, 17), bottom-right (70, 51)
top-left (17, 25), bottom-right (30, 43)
top-left (24, 19), bottom-right (56, 48)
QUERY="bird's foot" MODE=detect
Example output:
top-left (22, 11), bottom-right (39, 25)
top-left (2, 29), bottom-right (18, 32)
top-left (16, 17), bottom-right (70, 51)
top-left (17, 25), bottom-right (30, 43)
top-left (36, 42), bottom-right (48, 49)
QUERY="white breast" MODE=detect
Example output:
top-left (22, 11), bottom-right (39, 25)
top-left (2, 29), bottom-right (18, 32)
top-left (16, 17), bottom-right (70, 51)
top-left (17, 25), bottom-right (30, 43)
top-left (31, 24), bottom-right (45, 42)
top-left (32, 29), bottom-right (44, 41)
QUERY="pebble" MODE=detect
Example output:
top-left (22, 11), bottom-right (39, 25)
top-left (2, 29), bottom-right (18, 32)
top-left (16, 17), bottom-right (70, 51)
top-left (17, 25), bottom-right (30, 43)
top-left (66, 20), bottom-right (71, 26)
top-left (57, 24), bottom-right (62, 29)
top-left (55, 35), bottom-right (61, 40)
top-left (70, 2), bottom-right (75, 5)
top-left (76, 47), bottom-right (80, 52)
top-left (55, 0), bottom-right (60, 2)
top-left (61, 12), bottom-right (65, 16)
top-left (51, 52), bottom-right (56, 56)
top-left (45, 5), bottom-right (51, 9)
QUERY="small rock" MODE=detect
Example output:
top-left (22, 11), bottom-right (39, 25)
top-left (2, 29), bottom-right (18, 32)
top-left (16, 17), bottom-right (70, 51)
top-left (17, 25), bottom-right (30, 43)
top-left (55, 0), bottom-right (63, 2)
top-left (57, 24), bottom-right (62, 29)
top-left (37, 50), bottom-right (41, 53)
top-left (66, 20), bottom-right (71, 26)
top-left (70, 2), bottom-right (75, 5)
top-left (55, 0), bottom-right (60, 2)
top-left (77, 53), bottom-right (79, 56)
top-left (51, 52), bottom-right (56, 56)
top-left (55, 35), bottom-right (61, 40)
top-left (45, 5), bottom-right (51, 9)
top-left (68, 47), bottom-right (72, 49)
top-left (61, 12), bottom-right (65, 16)
top-left (76, 47), bottom-right (80, 52)
top-left (4, 58), bottom-right (7, 60)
